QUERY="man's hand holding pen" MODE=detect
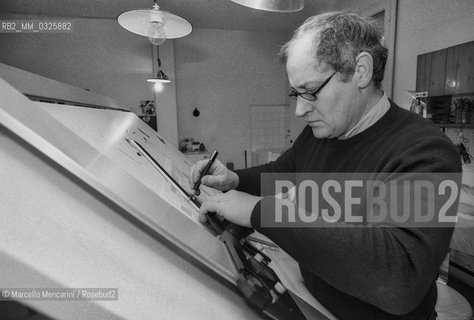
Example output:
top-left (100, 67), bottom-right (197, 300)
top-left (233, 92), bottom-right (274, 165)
top-left (189, 157), bottom-right (239, 193)
top-left (189, 157), bottom-right (262, 228)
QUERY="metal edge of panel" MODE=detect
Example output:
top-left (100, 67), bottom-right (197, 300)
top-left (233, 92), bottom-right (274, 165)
top-left (0, 63), bottom-right (124, 110)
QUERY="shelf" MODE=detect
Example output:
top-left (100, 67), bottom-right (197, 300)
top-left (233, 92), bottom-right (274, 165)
top-left (434, 123), bottom-right (474, 129)
top-left (429, 93), bottom-right (474, 99)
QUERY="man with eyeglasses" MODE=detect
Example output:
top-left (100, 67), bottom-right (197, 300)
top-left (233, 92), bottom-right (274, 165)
top-left (190, 11), bottom-right (461, 320)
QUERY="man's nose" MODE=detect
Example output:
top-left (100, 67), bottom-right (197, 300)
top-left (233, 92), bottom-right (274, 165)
top-left (295, 99), bottom-right (313, 117)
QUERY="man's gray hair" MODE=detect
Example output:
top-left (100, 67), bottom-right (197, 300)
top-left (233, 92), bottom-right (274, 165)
top-left (278, 11), bottom-right (388, 89)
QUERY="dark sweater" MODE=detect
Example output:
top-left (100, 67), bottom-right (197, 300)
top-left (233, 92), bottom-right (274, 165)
top-left (235, 102), bottom-right (462, 319)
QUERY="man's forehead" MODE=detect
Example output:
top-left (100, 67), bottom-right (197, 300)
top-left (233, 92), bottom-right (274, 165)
top-left (286, 33), bottom-right (324, 71)
top-left (288, 34), bottom-right (314, 54)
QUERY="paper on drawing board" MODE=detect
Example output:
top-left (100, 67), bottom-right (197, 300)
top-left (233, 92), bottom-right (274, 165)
top-left (124, 139), bottom-right (202, 221)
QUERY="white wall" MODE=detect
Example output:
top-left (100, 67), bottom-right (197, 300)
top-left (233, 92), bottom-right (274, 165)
top-left (0, 14), bottom-right (154, 109)
top-left (0, 15), bottom-right (290, 157)
top-left (154, 43), bottom-right (179, 147)
top-left (174, 28), bottom-right (288, 169)
top-left (0, 13), bottom-right (180, 146)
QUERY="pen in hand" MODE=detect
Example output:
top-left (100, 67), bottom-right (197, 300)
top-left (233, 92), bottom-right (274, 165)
top-left (189, 151), bottom-right (218, 200)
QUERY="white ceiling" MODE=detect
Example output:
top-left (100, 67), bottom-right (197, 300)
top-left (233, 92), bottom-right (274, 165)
top-left (0, 0), bottom-right (357, 34)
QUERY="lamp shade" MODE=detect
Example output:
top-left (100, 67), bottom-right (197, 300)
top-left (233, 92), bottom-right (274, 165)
top-left (147, 70), bottom-right (171, 83)
top-left (230, 0), bottom-right (304, 12)
top-left (118, 8), bottom-right (192, 39)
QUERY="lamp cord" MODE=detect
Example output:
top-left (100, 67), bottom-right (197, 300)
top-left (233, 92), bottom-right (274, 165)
top-left (157, 46), bottom-right (162, 69)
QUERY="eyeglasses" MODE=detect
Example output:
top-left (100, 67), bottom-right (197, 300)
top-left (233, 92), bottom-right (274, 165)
top-left (289, 72), bottom-right (337, 101)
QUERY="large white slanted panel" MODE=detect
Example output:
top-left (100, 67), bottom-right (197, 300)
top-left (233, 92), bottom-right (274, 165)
top-left (0, 72), bottom-right (264, 319)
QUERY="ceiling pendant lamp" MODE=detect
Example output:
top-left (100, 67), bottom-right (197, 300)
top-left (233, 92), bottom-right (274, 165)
top-left (118, 0), bottom-right (192, 46)
top-left (147, 46), bottom-right (171, 84)
top-left (230, 0), bottom-right (304, 12)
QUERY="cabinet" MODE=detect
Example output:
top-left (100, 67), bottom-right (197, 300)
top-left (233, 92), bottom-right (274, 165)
top-left (416, 41), bottom-right (474, 128)
top-left (445, 41), bottom-right (474, 95)
top-left (416, 53), bottom-right (431, 93)
top-left (429, 49), bottom-right (447, 96)
top-left (416, 49), bottom-right (446, 96)
top-left (416, 40), bottom-right (474, 97)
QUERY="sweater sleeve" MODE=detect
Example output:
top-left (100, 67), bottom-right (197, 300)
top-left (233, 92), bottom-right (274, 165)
top-left (250, 136), bottom-right (462, 315)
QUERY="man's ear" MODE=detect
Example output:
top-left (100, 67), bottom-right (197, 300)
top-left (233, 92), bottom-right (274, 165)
top-left (354, 52), bottom-right (373, 89)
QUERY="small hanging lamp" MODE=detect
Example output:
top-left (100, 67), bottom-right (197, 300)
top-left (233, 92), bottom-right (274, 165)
top-left (147, 46), bottom-right (171, 83)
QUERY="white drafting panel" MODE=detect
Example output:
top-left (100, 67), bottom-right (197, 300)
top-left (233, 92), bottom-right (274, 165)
top-left (0, 80), bottom-right (234, 281)
top-left (0, 77), bottom-right (265, 319)
top-left (0, 126), bottom-right (262, 320)
top-left (35, 101), bottom-right (212, 222)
